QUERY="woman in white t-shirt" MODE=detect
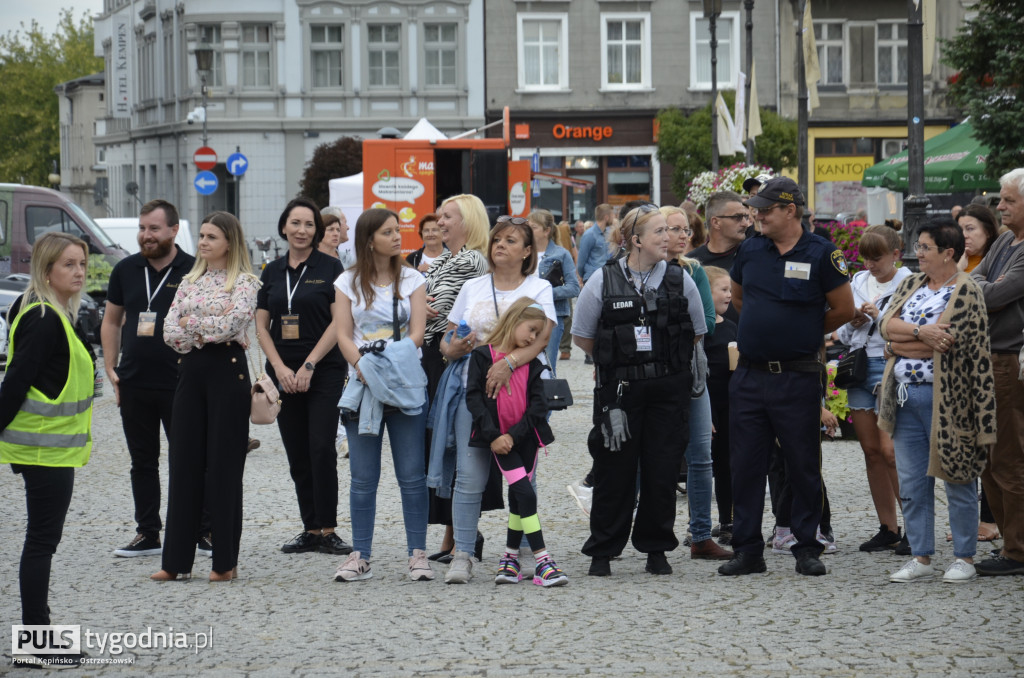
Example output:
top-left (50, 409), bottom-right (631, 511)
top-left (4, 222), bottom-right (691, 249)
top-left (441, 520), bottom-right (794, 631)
top-left (438, 216), bottom-right (556, 583)
top-left (332, 208), bottom-right (433, 583)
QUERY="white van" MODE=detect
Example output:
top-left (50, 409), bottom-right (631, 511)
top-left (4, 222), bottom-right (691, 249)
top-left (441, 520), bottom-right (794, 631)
top-left (95, 217), bottom-right (195, 256)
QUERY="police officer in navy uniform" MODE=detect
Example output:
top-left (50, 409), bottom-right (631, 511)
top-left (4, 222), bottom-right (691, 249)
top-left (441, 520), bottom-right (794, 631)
top-left (718, 177), bottom-right (855, 577)
top-left (572, 204), bottom-right (707, 577)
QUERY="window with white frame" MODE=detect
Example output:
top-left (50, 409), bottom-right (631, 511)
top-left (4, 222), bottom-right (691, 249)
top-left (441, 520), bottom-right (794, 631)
top-left (601, 13), bottom-right (651, 89)
top-left (877, 21), bottom-right (907, 85)
top-left (241, 24), bottom-right (272, 89)
top-left (814, 21), bottom-right (844, 86)
top-left (517, 13), bottom-right (569, 91)
top-left (689, 12), bottom-right (740, 90)
top-left (367, 24), bottom-right (401, 88)
top-left (846, 22), bottom-right (875, 89)
top-left (424, 23), bottom-right (457, 87)
top-left (310, 24), bottom-right (343, 88)
top-left (198, 24), bottom-right (224, 88)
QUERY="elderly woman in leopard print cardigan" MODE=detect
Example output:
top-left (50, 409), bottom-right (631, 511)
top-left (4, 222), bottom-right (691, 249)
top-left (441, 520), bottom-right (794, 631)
top-left (876, 220), bottom-right (996, 584)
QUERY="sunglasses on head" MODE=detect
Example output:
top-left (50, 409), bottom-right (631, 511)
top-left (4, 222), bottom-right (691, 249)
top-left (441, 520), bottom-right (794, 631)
top-left (497, 216), bottom-right (530, 225)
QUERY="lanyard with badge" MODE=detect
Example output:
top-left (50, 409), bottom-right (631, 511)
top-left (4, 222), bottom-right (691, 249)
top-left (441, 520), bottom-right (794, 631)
top-left (137, 266), bottom-right (173, 336)
top-left (281, 265), bottom-right (306, 340)
top-left (625, 264), bottom-right (656, 352)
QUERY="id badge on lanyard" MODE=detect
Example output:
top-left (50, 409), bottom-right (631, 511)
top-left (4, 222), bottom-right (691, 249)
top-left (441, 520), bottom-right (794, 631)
top-left (138, 266), bottom-right (173, 336)
top-left (634, 325), bottom-right (653, 352)
top-left (282, 266), bottom-right (307, 340)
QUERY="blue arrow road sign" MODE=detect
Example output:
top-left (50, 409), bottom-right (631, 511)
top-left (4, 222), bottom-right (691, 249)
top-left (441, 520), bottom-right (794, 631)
top-left (194, 171), bottom-right (218, 195)
top-left (227, 152), bottom-right (249, 177)
top-left (227, 152), bottom-right (248, 176)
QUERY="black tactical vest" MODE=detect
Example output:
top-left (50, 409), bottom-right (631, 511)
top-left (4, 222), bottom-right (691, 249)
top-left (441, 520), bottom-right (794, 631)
top-left (593, 260), bottom-right (694, 382)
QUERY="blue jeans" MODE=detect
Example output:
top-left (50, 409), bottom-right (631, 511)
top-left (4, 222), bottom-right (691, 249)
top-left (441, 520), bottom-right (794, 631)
top-left (346, 406), bottom-right (429, 560)
top-left (892, 383), bottom-right (978, 559)
top-left (846, 356), bottom-right (886, 413)
top-left (684, 389), bottom-right (714, 542)
top-left (545, 317), bottom-right (566, 377)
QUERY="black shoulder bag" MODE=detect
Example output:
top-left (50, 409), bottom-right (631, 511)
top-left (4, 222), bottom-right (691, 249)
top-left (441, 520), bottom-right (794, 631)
top-left (834, 297), bottom-right (888, 390)
top-left (490, 275), bottom-right (572, 410)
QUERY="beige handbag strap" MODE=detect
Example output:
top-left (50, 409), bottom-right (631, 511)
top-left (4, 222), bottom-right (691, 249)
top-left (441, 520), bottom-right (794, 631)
top-left (247, 329), bottom-right (269, 381)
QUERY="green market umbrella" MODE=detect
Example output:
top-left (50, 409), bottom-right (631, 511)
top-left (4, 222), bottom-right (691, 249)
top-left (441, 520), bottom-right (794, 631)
top-left (860, 120), bottom-right (998, 192)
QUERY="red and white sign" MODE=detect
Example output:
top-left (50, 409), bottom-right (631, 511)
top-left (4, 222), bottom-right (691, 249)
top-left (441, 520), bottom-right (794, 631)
top-left (193, 146), bottom-right (217, 171)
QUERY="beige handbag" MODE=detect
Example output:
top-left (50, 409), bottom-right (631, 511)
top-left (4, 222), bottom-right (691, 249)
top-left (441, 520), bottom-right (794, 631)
top-left (248, 337), bottom-right (281, 425)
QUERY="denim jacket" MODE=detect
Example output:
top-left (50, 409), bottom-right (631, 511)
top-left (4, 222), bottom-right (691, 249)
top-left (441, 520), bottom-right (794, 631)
top-left (425, 355), bottom-right (468, 498)
top-left (537, 241), bottom-right (581, 317)
top-left (339, 337), bottom-right (427, 435)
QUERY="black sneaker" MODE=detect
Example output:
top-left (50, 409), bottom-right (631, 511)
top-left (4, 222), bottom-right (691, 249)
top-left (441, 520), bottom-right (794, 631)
top-left (795, 553), bottom-right (827, 576)
top-left (319, 532), bottom-right (353, 555)
top-left (588, 556), bottom-right (611, 576)
top-left (718, 551), bottom-right (767, 576)
top-left (645, 551), bottom-right (672, 575)
top-left (717, 524), bottom-right (733, 546)
top-left (281, 531), bottom-right (322, 554)
top-left (113, 533), bottom-right (162, 557)
top-left (894, 533), bottom-right (911, 556)
top-left (976, 555), bottom-right (1024, 576)
top-left (859, 524), bottom-right (902, 552)
top-left (197, 533), bottom-right (213, 557)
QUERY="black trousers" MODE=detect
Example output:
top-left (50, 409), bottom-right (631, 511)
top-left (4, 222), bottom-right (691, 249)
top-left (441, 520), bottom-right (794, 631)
top-left (13, 464), bottom-right (74, 625)
top-left (729, 365), bottom-right (825, 558)
top-left (162, 342), bottom-right (250, 574)
top-left (769, 441), bottom-right (832, 534)
top-left (119, 384), bottom-right (212, 539)
top-left (274, 361), bottom-right (345, 531)
top-left (582, 373), bottom-right (689, 558)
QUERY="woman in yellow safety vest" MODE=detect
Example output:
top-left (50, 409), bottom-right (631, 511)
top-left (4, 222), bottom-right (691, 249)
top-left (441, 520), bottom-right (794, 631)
top-left (0, 232), bottom-right (93, 669)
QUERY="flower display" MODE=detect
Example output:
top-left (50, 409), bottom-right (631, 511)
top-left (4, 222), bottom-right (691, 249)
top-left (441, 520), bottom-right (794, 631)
top-left (822, 220), bottom-right (868, 273)
top-left (685, 163), bottom-right (773, 212)
top-left (824, 360), bottom-right (852, 424)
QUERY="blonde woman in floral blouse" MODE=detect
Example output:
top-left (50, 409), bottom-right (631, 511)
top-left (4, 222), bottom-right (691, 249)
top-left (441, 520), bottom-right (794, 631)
top-left (152, 212), bottom-right (260, 582)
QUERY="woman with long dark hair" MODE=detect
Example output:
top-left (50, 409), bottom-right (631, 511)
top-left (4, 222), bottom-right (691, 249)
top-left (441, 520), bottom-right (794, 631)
top-left (333, 208), bottom-right (432, 582)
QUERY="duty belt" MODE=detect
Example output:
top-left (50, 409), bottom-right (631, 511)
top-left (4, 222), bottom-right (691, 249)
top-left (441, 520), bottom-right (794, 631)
top-left (738, 354), bottom-right (823, 374)
top-left (611, 362), bottom-right (675, 381)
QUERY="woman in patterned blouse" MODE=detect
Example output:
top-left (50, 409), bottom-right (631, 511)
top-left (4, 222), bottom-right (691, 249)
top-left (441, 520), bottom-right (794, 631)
top-left (152, 212), bottom-right (260, 582)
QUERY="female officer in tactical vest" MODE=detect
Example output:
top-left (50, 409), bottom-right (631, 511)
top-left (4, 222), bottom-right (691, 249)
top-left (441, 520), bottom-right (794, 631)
top-left (571, 204), bottom-right (708, 577)
top-left (0, 233), bottom-right (93, 668)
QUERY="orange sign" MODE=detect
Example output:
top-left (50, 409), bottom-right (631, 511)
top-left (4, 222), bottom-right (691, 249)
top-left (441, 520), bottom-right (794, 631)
top-left (508, 160), bottom-right (531, 217)
top-left (362, 145), bottom-right (436, 254)
top-left (515, 123), bottom-right (530, 140)
top-left (552, 123), bottom-right (614, 142)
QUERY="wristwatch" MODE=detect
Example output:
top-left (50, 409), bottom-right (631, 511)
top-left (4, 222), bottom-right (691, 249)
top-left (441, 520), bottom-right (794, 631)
top-left (913, 326), bottom-right (920, 338)
top-left (304, 361), bottom-right (316, 372)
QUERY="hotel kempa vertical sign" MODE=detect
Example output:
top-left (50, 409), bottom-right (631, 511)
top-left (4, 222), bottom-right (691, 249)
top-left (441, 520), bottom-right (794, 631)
top-left (112, 9), bottom-right (131, 119)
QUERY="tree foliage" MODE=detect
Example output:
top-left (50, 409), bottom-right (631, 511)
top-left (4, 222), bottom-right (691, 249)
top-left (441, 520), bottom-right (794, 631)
top-left (656, 92), bottom-right (798, 199)
top-left (298, 136), bottom-right (364, 209)
top-left (942, 0), bottom-right (1024, 177)
top-left (0, 10), bottom-right (103, 186)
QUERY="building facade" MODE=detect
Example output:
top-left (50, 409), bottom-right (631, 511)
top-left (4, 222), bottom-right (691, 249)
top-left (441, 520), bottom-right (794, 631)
top-left (91, 0), bottom-right (485, 240)
top-left (776, 0), bottom-right (971, 214)
top-left (483, 0), bottom-right (780, 222)
top-left (54, 74), bottom-right (109, 220)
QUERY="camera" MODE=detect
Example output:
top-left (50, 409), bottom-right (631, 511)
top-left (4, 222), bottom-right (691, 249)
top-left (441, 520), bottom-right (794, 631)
top-left (185, 107), bottom-right (205, 126)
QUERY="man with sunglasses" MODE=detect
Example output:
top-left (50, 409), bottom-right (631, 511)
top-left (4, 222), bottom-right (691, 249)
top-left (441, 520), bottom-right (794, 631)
top-left (718, 177), bottom-right (855, 578)
top-left (690, 191), bottom-right (753, 322)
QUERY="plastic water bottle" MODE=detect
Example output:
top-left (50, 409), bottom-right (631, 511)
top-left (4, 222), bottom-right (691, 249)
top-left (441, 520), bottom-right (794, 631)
top-left (456, 320), bottom-right (472, 338)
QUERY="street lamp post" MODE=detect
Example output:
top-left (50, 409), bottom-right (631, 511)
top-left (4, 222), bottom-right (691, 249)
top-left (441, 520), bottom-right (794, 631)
top-left (704, 0), bottom-right (722, 173)
top-left (194, 45), bottom-right (213, 147)
top-left (795, 0), bottom-right (809, 200)
top-left (903, 0), bottom-right (928, 270)
top-left (744, 0), bottom-right (755, 163)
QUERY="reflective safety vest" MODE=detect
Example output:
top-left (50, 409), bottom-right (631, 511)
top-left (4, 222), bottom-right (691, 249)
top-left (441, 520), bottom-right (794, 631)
top-left (0, 302), bottom-right (93, 467)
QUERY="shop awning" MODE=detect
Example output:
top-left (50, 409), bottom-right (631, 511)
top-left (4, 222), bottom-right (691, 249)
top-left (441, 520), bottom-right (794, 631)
top-left (861, 119), bottom-right (999, 193)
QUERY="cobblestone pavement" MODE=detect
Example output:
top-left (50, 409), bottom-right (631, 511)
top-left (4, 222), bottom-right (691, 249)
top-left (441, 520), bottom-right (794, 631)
top-left (1, 350), bottom-right (1022, 676)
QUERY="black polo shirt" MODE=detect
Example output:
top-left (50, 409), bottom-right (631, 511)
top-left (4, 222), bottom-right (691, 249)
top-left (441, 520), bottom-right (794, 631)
top-left (106, 246), bottom-right (195, 389)
top-left (257, 248), bottom-right (344, 367)
top-left (731, 230), bottom-right (848, 362)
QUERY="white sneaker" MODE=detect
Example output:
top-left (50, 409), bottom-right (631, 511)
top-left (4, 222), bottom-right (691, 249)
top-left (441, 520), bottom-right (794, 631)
top-left (408, 549), bottom-right (435, 581)
top-left (566, 482), bottom-right (592, 517)
top-left (890, 558), bottom-right (935, 583)
top-left (334, 551), bottom-right (372, 582)
top-left (771, 531), bottom-right (797, 554)
top-left (816, 529), bottom-right (838, 554)
top-left (943, 558), bottom-right (977, 583)
top-left (444, 551), bottom-right (474, 584)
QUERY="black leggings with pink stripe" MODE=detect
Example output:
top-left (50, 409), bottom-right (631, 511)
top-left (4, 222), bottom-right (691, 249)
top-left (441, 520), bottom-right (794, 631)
top-left (494, 445), bottom-right (544, 553)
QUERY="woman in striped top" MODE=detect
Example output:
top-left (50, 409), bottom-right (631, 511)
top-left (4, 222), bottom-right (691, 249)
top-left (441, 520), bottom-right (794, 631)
top-left (421, 194), bottom-right (490, 560)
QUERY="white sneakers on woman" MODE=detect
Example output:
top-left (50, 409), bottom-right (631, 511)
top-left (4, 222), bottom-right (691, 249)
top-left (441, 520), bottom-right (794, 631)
top-left (890, 558), bottom-right (977, 583)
